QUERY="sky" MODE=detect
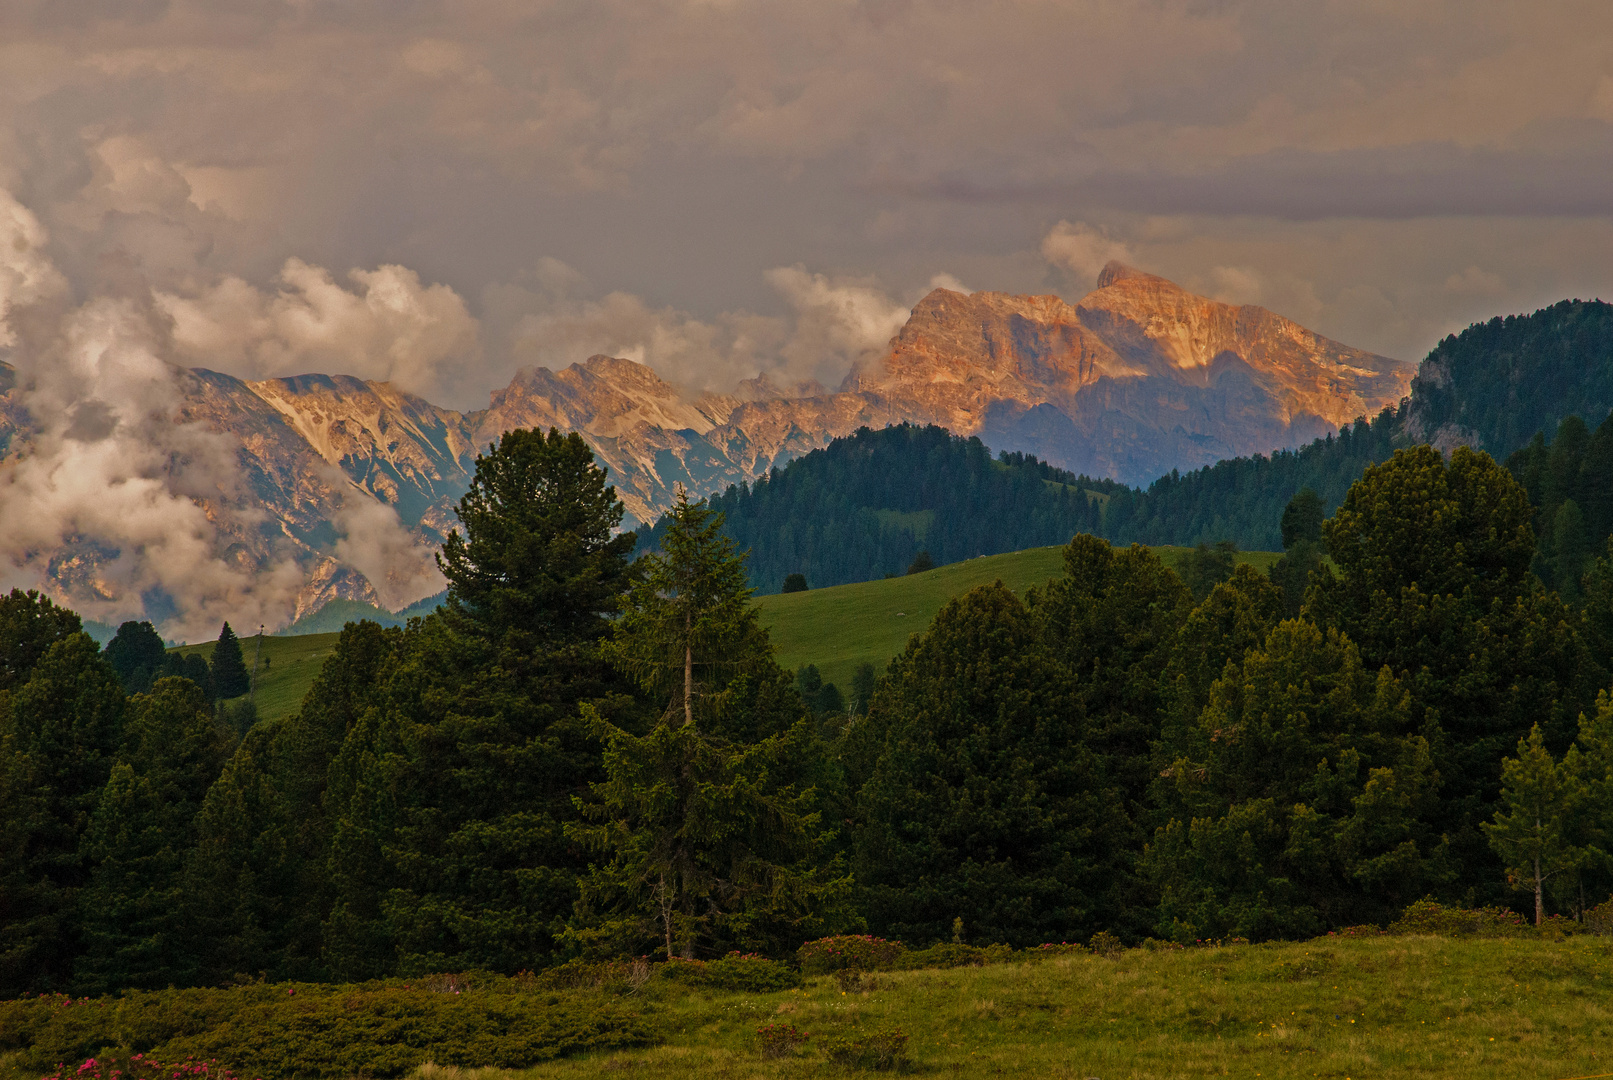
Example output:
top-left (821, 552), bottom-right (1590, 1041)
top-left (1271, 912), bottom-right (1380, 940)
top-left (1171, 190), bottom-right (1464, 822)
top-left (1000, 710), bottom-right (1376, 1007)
top-left (2, 0), bottom-right (1611, 410)
top-left (1, 0), bottom-right (1611, 636)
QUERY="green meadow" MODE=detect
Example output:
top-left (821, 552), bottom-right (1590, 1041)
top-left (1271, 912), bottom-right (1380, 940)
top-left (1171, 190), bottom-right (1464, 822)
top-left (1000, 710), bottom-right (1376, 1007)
top-left (8, 933), bottom-right (1606, 1080)
top-left (755, 543), bottom-right (1281, 689)
top-left (175, 544), bottom-right (1281, 724)
top-left (511, 934), bottom-right (1612, 1080)
top-left (171, 631), bottom-right (341, 724)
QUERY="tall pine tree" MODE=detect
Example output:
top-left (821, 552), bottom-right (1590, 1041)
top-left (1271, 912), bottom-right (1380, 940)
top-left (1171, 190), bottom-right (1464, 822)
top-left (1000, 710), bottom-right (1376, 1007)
top-left (570, 490), bottom-right (848, 959)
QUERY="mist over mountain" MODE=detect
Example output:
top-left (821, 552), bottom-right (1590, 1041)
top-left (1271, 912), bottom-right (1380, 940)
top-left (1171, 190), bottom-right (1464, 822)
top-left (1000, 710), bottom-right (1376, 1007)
top-left (0, 254), bottom-right (1412, 639)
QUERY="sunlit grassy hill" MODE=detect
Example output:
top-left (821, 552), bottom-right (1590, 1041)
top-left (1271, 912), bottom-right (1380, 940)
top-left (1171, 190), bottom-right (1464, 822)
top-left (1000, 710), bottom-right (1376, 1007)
top-left (755, 543), bottom-right (1280, 689)
top-left (178, 543), bottom-right (1280, 724)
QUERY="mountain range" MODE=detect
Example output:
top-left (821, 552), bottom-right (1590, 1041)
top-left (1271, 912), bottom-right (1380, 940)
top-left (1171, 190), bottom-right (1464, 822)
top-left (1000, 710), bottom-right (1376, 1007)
top-left (0, 262), bottom-right (1414, 632)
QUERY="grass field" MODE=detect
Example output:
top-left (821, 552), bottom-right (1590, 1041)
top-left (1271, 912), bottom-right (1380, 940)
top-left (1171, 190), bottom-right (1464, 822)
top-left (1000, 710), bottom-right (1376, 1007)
top-left (172, 631), bottom-right (341, 724)
top-left (501, 934), bottom-right (1613, 1080)
top-left (755, 543), bottom-right (1281, 690)
top-left (178, 543), bottom-right (1281, 724)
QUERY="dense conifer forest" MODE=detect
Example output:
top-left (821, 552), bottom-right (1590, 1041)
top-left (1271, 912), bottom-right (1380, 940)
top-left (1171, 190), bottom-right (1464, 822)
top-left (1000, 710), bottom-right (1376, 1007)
top-left (633, 423), bottom-right (1111, 593)
top-left (6, 422), bottom-right (1613, 999)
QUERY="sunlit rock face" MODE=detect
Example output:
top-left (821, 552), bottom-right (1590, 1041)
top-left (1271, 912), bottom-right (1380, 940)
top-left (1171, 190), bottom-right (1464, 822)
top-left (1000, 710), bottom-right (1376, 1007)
top-left (0, 264), bottom-right (1412, 631)
top-left (845, 262), bottom-right (1412, 484)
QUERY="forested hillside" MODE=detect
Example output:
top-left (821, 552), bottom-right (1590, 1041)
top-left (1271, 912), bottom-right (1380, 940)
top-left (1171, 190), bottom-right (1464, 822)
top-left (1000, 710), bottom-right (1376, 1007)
top-left (647, 299), bottom-right (1613, 583)
top-left (5, 425), bottom-right (1613, 1003)
top-left (633, 424), bottom-right (1115, 592)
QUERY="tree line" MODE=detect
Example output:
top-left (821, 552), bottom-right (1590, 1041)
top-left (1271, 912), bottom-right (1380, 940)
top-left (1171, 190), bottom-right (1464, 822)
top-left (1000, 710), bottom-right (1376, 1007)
top-left (4, 429), bottom-right (1613, 999)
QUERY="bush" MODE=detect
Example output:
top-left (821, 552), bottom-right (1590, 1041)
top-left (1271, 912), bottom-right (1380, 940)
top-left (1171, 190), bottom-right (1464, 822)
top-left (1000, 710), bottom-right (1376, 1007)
top-left (1388, 898), bottom-right (1530, 937)
top-left (0, 978), bottom-right (657, 1079)
top-left (656, 954), bottom-right (801, 992)
top-left (1584, 897), bottom-right (1613, 935)
top-left (798, 936), bottom-right (906, 975)
top-left (1088, 931), bottom-right (1125, 957)
top-left (823, 1029), bottom-right (910, 1070)
top-left (755, 1023), bottom-right (811, 1059)
top-left (42, 1054), bottom-right (251, 1080)
top-left (781, 574), bottom-right (808, 593)
top-left (532, 959), bottom-right (652, 994)
top-left (892, 943), bottom-right (1011, 970)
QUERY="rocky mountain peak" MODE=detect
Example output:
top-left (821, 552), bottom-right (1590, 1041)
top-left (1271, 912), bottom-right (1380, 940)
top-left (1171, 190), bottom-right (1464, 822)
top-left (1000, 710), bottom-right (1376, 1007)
top-left (1095, 260), bottom-right (1158, 289)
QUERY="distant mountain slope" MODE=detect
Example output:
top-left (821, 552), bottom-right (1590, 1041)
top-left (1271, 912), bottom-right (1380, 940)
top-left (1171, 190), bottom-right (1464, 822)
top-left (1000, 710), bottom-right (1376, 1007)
top-left (1403, 299), bottom-right (1613, 455)
top-left (1096, 300), bottom-right (1613, 551)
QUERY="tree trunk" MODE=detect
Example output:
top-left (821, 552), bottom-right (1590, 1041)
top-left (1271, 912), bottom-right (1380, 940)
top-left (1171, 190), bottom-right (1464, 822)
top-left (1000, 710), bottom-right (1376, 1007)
top-left (661, 874), bottom-right (674, 962)
top-left (1534, 849), bottom-right (1544, 927)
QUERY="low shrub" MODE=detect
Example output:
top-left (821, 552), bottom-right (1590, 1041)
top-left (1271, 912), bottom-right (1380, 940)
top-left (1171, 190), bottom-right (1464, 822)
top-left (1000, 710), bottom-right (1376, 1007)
top-left (1585, 896), bottom-right (1613, 935)
top-left (532, 959), bottom-right (653, 994)
top-left (823, 1029), bottom-right (910, 1071)
top-left (1388, 899), bottom-right (1529, 937)
top-left (892, 943), bottom-right (1010, 970)
top-left (42, 1054), bottom-right (254, 1080)
top-left (798, 936), bottom-right (906, 975)
top-left (833, 970), bottom-right (880, 993)
top-left (656, 954), bottom-right (801, 992)
top-left (0, 978), bottom-right (657, 1079)
top-left (755, 1023), bottom-right (811, 1059)
top-left (1027, 942), bottom-right (1086, 958)
top-left (1088, 931), bottom-right (1125, 957)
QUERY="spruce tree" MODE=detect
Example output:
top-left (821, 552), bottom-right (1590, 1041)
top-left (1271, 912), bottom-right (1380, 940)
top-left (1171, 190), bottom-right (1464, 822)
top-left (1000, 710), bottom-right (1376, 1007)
top-left (850, 582), bottom-right (1112, 947)
top-left (189, 620), bottom-right (401, 984)
top-left (211, 622), bottom-right (250, 699)
top-left (0, 588), bottom-right (82, 692)
top-left (608, 488), bottom-right (770, 727)
top-left (1306, 445), bottom-right (1604, 900)
top-left (571, 490), bottom-right (846, 959)
top-left (1483, 726), bottom-right (1583, 925)
top-left (359, 428), bottom-right (640, 974)
top-left (0, 632), bottom-right (125, 995)
top-left (76, 677), bottom-right (230, 992)
top-left (105, 620), bottom-right (168, 694)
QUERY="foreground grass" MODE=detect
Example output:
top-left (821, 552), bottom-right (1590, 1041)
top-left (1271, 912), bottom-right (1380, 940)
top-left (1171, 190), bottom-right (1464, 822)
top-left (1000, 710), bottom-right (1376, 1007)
top-left (475, 936), bottom-right (1611, 1080)
top-left (5, 936), bottom-right (1607, 1079)
top-left (755, 544), bottom-right (1280, 689)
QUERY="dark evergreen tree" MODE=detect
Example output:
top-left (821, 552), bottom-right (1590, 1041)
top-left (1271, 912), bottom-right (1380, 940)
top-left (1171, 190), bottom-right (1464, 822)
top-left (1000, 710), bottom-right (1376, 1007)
top-left (851, 583), bottom-right (1115, 946)
top-left (1176, 540), bottom-right (1237, 601)
top-left (344, 428), bottom-right (640, 975)
top-left (571, 490), bottom-right (847, 959)
top-left (849, 662), bottom-right (877, 717)
top-left (103, 621), bottom-right (168, 695)
top-left (0, 588), bottom-right (83, 693)
top-left (75, 678), bottom-right (231, 993)
top-left (907, 551), bottom-right (935, 575)
top-left (1270, 489), bottom-right (1328, 618)
top-left (1306, 445), bottom-right (1604, 902)
top-left (188, 620), bottom-right (401, 984)
top-left (0, 632), bottom-right (124, 995)
top-left (211, 622), bottom-right (250, 699)
top-left (1146, 619), bottom-right (1444, 940)
top-left (781, 573), bottom-right (808, 593)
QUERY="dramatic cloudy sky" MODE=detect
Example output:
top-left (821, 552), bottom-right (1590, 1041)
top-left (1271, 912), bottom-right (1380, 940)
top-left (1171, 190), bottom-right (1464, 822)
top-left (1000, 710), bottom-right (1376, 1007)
top-left (3, 0), bottom-right (1611, 409)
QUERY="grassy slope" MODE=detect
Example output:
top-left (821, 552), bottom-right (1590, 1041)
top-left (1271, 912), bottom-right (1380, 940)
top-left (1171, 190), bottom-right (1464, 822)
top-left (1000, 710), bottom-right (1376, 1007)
top-left (184, 544), bottom-right (1281, 724)
top-left (755, 543), bottom-right (1281, 689)
top-left (172, 632), bottom-right (341, 724)
top-left (521, 935), bottom-right (1613, 1080)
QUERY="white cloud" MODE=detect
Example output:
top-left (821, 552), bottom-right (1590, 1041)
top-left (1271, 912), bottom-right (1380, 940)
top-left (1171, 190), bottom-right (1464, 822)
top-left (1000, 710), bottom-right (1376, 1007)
top-left (1041, 221), bottom-right (1134, 290)
top-left (156, 259), bottom-right (483, 403)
